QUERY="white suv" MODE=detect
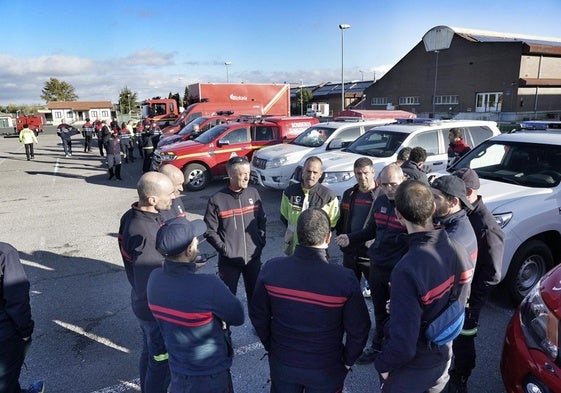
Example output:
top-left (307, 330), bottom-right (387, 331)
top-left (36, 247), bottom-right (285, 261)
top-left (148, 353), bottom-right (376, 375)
top-left (300, 119), bottom-right (500, 198)
top-left (449, 125), bottom-right (561, 304)
top-left (250, 119), bottom-right (395, 190)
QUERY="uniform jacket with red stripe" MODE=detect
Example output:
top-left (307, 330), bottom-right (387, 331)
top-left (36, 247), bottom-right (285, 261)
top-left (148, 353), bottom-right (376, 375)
top-left (347, 193), bottom-right (408, 269)
top-left (374, 229), bottom-right (471, 374)
top-left (249, 246), bottom-right (371, 369)
top-left (147, 260), bottom-right (244, 376)
top-left (204, 186), bottom-right (266, 266)
top-left (436, 209), bottom-right (477, 305)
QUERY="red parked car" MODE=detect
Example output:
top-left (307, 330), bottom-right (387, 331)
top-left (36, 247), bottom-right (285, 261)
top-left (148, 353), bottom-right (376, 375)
top-left (501, 263), bottom-right (561, 393)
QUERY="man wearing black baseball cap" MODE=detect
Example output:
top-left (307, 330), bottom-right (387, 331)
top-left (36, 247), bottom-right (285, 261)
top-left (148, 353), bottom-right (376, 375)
top-left (431, 175), bottom-right (478, 306)
top-left (147, 217), bottom-right (244, 393)
top-left (446, 168), bottom-right (505, 392)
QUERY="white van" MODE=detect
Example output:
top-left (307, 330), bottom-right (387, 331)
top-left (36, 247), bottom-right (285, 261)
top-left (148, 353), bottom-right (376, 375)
top-left (250, 119), bottom-right (395, 190)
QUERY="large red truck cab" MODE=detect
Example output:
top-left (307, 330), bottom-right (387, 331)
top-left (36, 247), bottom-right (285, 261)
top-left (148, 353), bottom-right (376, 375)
top-left (160, 83), bottom-right (291, 135)
top-left (14, 115), bottom-right (44, 136)
top-left (153, 116), bottom-right (317, 191)
top-left (140, 98), bottom-right (180, 125)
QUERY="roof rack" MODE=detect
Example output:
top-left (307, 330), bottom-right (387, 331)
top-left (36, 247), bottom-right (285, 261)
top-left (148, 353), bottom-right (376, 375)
top-left (395, 118), bottom-right (442, 125)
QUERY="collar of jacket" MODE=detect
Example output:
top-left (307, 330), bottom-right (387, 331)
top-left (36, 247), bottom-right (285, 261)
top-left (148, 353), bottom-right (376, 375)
top-left (293, 244), bottom-right (329, 262)
top-left (163, 259), bottom-right (197, 273)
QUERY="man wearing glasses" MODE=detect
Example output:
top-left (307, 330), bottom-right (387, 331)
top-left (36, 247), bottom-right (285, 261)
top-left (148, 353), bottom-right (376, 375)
top-left (204, 156), bottom-right (267, 304)
top-left (339, 163), bottom-right (408, 364)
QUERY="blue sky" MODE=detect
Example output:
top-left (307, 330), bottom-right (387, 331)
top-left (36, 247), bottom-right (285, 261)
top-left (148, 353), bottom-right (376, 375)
top-left (2, 0), bottom-right (561, 105)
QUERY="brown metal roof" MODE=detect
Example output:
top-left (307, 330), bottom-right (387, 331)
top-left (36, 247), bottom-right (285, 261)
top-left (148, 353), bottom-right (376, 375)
top-left (47, 101), bottom-right (112, 110)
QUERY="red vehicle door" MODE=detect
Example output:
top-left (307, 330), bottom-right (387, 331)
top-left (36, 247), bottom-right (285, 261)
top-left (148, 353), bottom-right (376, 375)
top-left (209, 126), bottom-right (252, 176)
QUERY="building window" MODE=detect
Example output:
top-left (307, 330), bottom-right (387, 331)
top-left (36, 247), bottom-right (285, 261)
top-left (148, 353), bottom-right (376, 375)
top-left (398, 96), bottom-right (420, 105)
top-left (371, 97), bottom-right (388, 106)
top-left (101, 110), bottom-right (110, 117)
top-left (54, 112), bottom-right (62, 119)
top-left (434, 95), bottom-right (459, 105)
top-left (91, 110), bottom-right (98, 118)
top-left (475, 92), bottom-right (503, 112)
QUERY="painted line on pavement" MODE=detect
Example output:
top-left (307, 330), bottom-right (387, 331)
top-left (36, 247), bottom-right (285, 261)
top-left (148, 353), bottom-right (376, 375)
top-left (53, 320), bottom-right (130, 353)
top-left (90, 341), bottom-right (265, 393)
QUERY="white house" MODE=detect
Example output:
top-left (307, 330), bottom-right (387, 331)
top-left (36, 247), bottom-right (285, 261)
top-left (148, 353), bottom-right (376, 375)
top-left (47, 101), bottom-right (113, 125)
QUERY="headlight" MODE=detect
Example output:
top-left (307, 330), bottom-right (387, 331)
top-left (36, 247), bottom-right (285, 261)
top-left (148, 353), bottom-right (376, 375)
top-left (322, 171), bottom-right (354, 184)
top-left (159, 152), bottom-right (177, 162)
top-left (493, 212), bottom-right (513, 229)
top-left (266, 157), bottom-right (287, 169)
top-left (519, 283), bottom-right (559, 361)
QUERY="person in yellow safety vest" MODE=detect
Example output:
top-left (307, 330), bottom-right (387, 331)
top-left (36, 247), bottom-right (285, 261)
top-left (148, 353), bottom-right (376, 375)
top-left (18, 124), bottom-right (38, 161)
top-left (280, 156), bottom-right (339, 255)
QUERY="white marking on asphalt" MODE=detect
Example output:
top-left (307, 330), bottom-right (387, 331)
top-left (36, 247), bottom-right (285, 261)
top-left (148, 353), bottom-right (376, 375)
top-left (90, 341), bottom-right (265, 392)
top-left (21, 260), bottom-right (54, 271)
top-left (53, 320), bottom-right (130, 353)
top-left (53, 158), bottom-right (60, 187)
top-left (90, 378), bottom-right (140, 393)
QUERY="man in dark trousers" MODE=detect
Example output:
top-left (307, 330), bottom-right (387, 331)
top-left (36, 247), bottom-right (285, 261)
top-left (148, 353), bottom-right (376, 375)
top-left (147, 217), bottom-right (244, 393)
top-left (118, 172), bottom-right (176, 393)
top-left (335, 157), bottom-right (380, 297)
top-left (348, 163), bottom-right (409, 364)
top-left (448, 168), bottom-right (505, 392)
top-left (0, 242), bottom-right (44, 393)
top-left (250, 208), bottom-right (370, 392)
top-left (204, 156), bottom-right (266, 303)
top-left (374, 180), bottom-right (471, 392)
top-left (82, 118), bottom-right (95, 153)
top-left (56, 121), bottom-right (80, 157)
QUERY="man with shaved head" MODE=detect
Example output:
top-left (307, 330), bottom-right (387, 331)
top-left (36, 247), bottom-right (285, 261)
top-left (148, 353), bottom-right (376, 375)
top-left (159, 164), bottom-right (187, 220)
top-left (118, 171), bottom-right (176, 393)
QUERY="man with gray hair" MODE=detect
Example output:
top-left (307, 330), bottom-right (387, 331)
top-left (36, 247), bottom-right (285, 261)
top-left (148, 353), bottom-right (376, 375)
top-left (158, 164), bottom-right (187, 220)
top-left (250, 208), bottom-right (370, 392)
top-left (204, 156), bottom-right (266, 303)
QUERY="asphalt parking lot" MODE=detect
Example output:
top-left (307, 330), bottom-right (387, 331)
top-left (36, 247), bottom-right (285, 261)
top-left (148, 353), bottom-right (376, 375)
top-left (0, 127), bottom-right (512, 392)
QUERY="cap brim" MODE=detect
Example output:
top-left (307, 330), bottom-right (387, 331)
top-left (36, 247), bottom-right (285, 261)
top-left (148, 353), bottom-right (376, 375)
top-left (189, 219), bottom-right (207, 237)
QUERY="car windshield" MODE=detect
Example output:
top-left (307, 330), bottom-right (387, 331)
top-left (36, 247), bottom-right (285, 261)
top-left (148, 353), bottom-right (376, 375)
top-left (177, 117), bottom-right (208, 136)
top-left (451, 140), bottom-right (561, 188)
top-left (345, 130), bottom-right (407, 157)
top-left (194, 125), bottom-right (229, 144)
top-left (292, 126), bottom-right (336, 147)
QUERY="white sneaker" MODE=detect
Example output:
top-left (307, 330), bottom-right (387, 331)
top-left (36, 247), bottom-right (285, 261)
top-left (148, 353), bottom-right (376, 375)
top-left (362, 287), bottom-right (371, 298)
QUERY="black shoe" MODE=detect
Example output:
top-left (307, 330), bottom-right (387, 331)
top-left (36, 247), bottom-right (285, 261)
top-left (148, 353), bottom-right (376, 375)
top-left (355, 346), bottom-right (380, 365)
top-left (448, 369), bottom-right (469, 393)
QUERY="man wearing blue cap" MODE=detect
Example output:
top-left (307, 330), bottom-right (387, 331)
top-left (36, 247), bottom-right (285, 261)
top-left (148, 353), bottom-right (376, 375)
top-left (147, 217), bottom-right (244, 393)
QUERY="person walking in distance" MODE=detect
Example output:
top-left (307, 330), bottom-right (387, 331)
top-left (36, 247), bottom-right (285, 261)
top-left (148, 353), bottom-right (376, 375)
top-left (250, 208), bottom-right (370, 393)
top-left (57, 121), bottom-right (80, 157)
top-left (334, 157), bottom-right (381, 298)
top-left (118, 172), bottom-right (176, 393)
top-left (106, 129), bottom-right (123, 180)
top-left (280, 156), bottom-right (339, 255)
top-left (18, 123), bottom-right (38, 161)
top-left (147, 217), bottom-right (244, 393)
top-left (82, 118), bottom-right (95, 153)
top-left (204, 156), bottom-right (266, 303)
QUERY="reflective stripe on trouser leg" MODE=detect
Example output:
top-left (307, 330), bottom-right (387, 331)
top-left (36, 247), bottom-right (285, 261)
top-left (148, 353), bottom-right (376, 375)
top-left (153, 352), bottom-right (169, 362)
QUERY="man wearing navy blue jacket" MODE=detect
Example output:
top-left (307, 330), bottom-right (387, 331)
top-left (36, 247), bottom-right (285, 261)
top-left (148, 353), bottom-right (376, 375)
top-left (250, 208), bottom-right (370, 393)
top-left (374, 180), bottom-right (471, 392)
top-left (148, 217), bottom-right (244, 393)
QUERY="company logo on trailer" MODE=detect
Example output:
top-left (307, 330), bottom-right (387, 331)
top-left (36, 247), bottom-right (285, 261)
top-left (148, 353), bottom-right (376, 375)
top-left (230, 94), bottom-right (248, 101)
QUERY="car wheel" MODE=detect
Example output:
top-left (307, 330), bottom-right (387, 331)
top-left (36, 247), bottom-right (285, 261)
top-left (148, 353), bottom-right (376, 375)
top-left (506, 240), bottom-right (553, 304)
top-left (183, 163), bottom-right (209, 191)
top-left (522, 375), bottom-right (551, 393)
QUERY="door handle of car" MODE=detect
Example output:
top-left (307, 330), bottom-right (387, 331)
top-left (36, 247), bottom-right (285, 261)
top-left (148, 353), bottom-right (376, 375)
top-left (431, 162), bottom-right (444, 166)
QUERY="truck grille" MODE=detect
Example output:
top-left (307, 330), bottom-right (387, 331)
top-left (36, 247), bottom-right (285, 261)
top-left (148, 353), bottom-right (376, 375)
top-left (252, 157), bottom-right (267, 170)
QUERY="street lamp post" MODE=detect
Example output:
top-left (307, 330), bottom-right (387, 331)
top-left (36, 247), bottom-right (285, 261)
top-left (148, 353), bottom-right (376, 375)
top-left (359, 70), bottom-right (364, 81)
top-left (299, 80), bottom-right (303, 116)
top-left (224, 61), bottom-right (232, 83)
top-left (339, 24), bottom-right (350, 112)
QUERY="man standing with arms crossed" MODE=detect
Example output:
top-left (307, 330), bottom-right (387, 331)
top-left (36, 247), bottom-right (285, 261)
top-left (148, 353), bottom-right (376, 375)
top-left (280, 156), bottom-right (339, 255)
top-left (250, 208), bottom-right (370, 392)
top-left (118, 172), bottom-right (176, 393)
top-left (204, 156), bottom-right (266, 304)
top-left (335, 157), bottom-right (380, 297)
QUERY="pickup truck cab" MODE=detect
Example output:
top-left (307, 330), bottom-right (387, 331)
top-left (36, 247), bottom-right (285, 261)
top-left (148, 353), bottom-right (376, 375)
top-left (250, 119), bottom-right (395, 190)
top-left (157, 114), bottom-right (239, 148)
top-left (153, 116), bottom-right (318, 191)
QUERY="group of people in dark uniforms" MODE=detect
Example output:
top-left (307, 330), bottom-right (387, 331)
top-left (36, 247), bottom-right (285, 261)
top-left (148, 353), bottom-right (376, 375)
top-left (114, 134), bottom-right (504, 393)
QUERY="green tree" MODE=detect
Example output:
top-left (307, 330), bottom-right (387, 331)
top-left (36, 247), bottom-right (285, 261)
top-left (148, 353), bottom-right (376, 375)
top-left (169, 92), bottom-right (182, 110)
top-left (118, 87), bottom-right (137, 115)
top-left (41, 77), bottom-right (78, 103)
top-left (294, 88), bottom-right (313, 115)
top-left (182, 86), bottom-right (190, 107)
